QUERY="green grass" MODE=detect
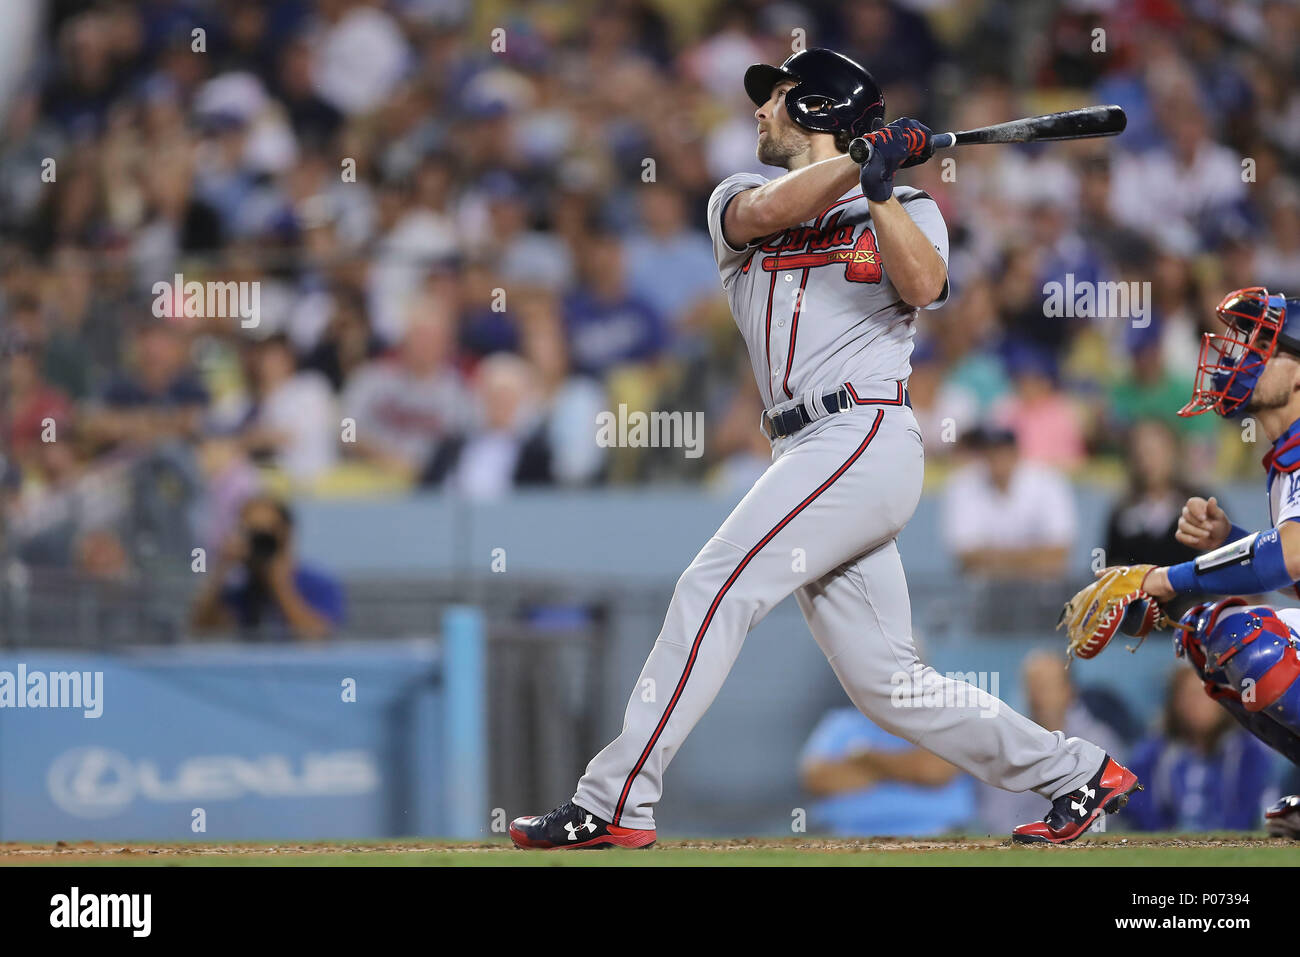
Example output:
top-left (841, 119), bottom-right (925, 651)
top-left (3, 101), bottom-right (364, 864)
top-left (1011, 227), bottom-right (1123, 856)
top-left (5, 835), bottom-right (1296, 866)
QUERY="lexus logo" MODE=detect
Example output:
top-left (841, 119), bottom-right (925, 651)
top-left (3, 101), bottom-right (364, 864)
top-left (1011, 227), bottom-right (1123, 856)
top-left (47, 747), bottom-right (136, 818)
top-left (45, 747), bottom-right (380, 819)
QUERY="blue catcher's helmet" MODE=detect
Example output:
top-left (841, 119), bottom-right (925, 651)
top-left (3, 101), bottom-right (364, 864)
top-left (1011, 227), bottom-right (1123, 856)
top-left (1175, 599), bottom-right (1300, 732)
top-left (1180, 287), bottom-right (1300, 419)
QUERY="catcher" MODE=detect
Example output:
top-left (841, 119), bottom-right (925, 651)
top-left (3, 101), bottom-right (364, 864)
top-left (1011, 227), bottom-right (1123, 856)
top-left (1062, 287), bottom-right (1300, 839)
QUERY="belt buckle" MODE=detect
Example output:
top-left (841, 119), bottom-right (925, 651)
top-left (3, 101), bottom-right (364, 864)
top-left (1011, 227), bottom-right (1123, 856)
top-left (763, 406), bottom-right (799, 439)
top-left (822, 387), bottom-right (851, 415)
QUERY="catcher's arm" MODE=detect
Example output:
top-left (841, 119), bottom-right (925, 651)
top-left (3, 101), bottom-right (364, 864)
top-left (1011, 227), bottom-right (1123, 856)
top-left (1143, 521), bottom-right (1300, 602)
top-left (1064, 522), bottom-right (1300, 661)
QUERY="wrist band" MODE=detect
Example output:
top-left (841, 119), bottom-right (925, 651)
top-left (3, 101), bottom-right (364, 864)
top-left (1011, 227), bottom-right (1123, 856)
top-left (1167, 527), bottom-right (1294, 597)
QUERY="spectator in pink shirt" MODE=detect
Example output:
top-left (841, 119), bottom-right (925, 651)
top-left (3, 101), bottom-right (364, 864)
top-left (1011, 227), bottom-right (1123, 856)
top-left (992, 342), bottom-right (1086, 470)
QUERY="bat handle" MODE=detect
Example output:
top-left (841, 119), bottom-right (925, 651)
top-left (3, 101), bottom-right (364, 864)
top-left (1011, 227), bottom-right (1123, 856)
top-left (850, 130), bottom-right (956, 164)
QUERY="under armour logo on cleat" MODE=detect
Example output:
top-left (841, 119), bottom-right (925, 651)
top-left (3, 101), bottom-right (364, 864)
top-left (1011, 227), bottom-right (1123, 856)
top-left (564, 815), bottom-right (598, 840)
top-left (1071, 785), bottom-right (1096, 817)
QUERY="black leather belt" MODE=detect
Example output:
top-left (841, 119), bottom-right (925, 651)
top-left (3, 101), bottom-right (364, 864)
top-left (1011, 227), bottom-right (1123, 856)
top-left (761, 384), bottom-right (911, 440)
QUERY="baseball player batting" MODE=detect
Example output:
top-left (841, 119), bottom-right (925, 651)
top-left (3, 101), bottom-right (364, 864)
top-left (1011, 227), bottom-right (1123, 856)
top-left (1061, 285), bottom-right (1300, 839)
top-left (510, 47), bottom-right (1138, 850)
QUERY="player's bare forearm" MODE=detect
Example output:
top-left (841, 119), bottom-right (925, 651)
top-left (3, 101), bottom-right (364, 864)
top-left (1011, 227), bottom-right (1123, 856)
top-left (723, 154), bottom-right (860, 246)
top-left (1141, 567), bottom-right (1175, 601)
top-left (868, 196), bottom-right (947, 307)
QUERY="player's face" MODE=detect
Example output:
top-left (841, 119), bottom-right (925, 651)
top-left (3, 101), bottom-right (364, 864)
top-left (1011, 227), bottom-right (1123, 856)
top-left (754, 80), bottom-right (810, 168)
top-left (1243, 352), bottom-right (1300, 412)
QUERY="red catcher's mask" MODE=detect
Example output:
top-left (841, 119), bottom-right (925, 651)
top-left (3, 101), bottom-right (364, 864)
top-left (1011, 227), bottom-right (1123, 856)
top-left (1179, 286), bottom-right (1288, 419)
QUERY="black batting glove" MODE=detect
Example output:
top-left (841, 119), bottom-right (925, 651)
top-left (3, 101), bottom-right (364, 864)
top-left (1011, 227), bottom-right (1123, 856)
top-left (894, 118), bottom-right (934, 168)
top-left (857, 118), bottom-right (935, 202)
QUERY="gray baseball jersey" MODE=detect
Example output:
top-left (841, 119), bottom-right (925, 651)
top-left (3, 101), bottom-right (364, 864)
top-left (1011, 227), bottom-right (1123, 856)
top-left (572, 176), bottom-right (1105, 832)
top-left (707, 177), bottom-right (949, 409)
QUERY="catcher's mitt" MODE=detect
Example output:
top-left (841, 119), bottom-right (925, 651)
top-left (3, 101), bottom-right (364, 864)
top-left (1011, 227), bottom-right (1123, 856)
top-left (1058, 564), bottom-right (1173, 660)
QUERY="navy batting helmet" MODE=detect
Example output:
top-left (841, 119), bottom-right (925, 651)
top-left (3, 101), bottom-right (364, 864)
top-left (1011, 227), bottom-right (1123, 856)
top-left (744, 48), bottom-right (885, 139)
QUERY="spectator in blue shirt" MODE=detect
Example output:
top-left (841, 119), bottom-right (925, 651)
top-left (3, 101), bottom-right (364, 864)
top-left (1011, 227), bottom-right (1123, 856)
top-left (563, 223), bottom-right (667, 377)
top-left (191, 494), bottom-right (345, 641)
top-left (799, 707), bottom-right (975, 837)
top-left (624, 182), bottom-right (719, 342)
top-left (1126, 668), bottom-right (1281, 832)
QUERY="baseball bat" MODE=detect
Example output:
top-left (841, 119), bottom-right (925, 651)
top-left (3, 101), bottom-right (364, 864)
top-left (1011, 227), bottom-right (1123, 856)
top-left (848, 105), bottom-right (1126, 165)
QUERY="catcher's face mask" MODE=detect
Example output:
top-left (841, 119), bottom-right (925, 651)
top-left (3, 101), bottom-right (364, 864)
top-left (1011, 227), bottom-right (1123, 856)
top-left (1179, 286), bottom-right (1290, 419)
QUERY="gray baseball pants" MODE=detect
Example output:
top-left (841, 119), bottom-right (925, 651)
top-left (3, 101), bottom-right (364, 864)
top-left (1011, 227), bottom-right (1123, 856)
top-left (573, 400), bottom-right (1103, 829)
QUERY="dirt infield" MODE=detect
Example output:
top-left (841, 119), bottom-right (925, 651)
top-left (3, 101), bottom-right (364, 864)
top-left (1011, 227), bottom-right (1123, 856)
top-left (1, 834), bottom-right (1292, 866)
top-left (0, 839), bottom-right (505, 863)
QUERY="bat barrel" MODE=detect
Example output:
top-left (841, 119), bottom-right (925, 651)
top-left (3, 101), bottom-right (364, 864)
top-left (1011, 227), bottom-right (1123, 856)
top-left (848, 105), bottom-right (1121, 165)
top-left (956, 105), bottom-right (1126, 145)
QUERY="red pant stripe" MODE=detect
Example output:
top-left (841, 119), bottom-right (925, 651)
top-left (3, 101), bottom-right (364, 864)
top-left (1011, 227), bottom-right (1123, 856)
top-left (612, 410), bottom-right (886, 824)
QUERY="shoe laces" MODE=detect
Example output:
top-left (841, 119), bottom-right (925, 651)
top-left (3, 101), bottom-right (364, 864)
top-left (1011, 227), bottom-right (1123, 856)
top-left (541, 801), bottom-right (582, 828)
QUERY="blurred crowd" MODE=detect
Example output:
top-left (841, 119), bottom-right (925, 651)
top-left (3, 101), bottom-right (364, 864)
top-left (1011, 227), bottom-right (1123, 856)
top-left (0, 0), bottom-right (1296, 835)
top-left (2, 0), bottom-right (1300, 588)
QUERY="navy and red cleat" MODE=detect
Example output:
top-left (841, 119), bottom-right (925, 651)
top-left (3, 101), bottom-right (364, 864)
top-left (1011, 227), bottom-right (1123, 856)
top-left (1012, 755), bottom-right (1141, 845)
top-left (509, 801), bottom-right (657, 850)
top-left (1265, 794), bottom-right (1300, 839)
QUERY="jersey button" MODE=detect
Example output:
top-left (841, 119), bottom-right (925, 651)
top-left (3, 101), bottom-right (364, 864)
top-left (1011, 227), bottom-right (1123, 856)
top-left (784, 274), bottom-right (793, 282)
top-left (778, 320), bottom-right (786, 327)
